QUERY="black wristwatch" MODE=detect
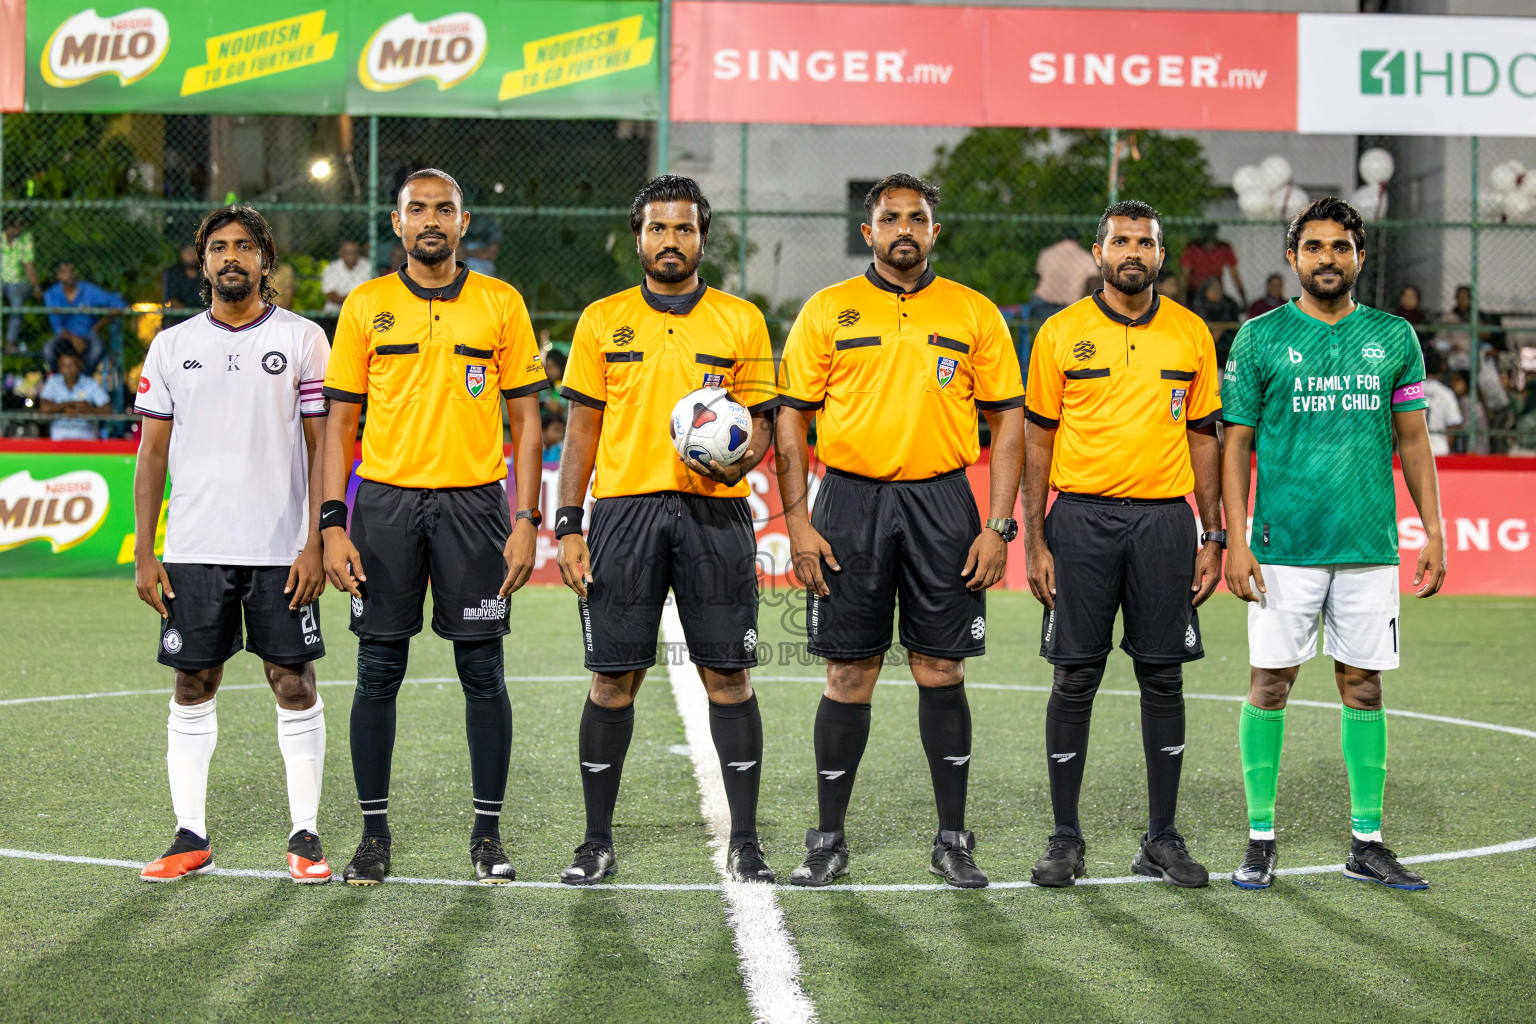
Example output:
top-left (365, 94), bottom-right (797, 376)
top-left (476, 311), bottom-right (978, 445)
top-left (984, 517), bottom-right (1019, 543)
top-left (515, 509), bottom-right (543, 528)
top-left (1201, 529), bottom-right (1227, 548)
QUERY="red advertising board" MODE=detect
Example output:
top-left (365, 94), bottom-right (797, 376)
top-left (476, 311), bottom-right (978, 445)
top-left (671, 1), bottom-right (1298, 131)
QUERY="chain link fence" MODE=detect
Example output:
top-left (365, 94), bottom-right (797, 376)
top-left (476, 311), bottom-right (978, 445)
top-left (2, 111), bottom-right (1533, 451)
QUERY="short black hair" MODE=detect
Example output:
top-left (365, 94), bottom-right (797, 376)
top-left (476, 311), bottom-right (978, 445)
top-left (863, 173), bottom-right (940, 221)
top-left (1286, 196), bottom-right (1365, 254)
top-left (194, 204), bottom-right (278, 306)
top-left (1424, 346), bottom-right (1445, 376)
top-left (629, 174), bottom-right (712, 237)
top-left (397, 168), bottom-right (464, 209)
top-left (1096, 200), bottom-right (1163, 247)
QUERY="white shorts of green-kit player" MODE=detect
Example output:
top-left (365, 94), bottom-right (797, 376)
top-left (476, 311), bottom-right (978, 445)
top-left (1248, 563), bottom-right (1401, 672)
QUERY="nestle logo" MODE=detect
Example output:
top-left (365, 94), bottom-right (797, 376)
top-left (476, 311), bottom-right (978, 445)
top-left (612, 326), bottom-right (635, 346)
top-left (837, 309), bottom-right (860, 327)
top-left (373, 312), bottom-right (395, 332)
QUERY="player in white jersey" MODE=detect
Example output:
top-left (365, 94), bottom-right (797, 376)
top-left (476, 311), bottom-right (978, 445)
top-left (132, 205), bottom-right (333, 883)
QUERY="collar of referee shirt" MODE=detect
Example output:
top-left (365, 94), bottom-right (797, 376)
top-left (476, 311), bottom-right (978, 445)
top-left (1091, 287), bottom-right (1162, 327)
top-left (641, 277), bottom-right (707, 315)
top-left (864, 262), bottom-right (937, 295)
top-left (396, 261), bottom-right (469, 302)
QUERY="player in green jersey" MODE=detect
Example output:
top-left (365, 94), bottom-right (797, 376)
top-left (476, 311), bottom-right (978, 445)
top-left (1220, 197), bottom-right (1446, 891)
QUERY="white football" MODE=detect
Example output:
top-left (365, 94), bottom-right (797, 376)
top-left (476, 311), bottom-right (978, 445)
top-left (670, 387), bottom-right (753, 467)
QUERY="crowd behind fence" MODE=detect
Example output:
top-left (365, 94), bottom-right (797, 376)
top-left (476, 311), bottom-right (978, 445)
top-left (2, 113), bottom-right (1533, 452)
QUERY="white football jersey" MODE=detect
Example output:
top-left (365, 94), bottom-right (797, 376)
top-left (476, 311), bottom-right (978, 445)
top-left (135, 305), bottom-right (329, 565)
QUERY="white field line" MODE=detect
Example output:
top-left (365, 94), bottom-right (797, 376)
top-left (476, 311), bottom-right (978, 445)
top-left (661, 602), bottom-right (817, 1024)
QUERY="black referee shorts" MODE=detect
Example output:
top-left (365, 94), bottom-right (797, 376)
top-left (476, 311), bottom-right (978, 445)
top-left (348, 479), bottom-right (512, 643)
top-left (807, 468), bottom-right (985, 662)
top-left (158, 563), bottom-right (324, 671)
top-left (1040, 492), bottom-right (1203, 666)
top-left (580, 492), bottom-right (759, 673)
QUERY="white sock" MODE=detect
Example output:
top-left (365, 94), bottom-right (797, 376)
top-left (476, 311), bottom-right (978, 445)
top-left (167, 697), bottom-right (218, 840)
top-left (277, 696), bottom-right (325, 837)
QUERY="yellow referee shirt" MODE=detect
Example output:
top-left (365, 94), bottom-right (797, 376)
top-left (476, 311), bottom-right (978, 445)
top-left (1025, 291), bottom-right (1221, 499)
top-left (777, 265), bottom-right (1025, 480)
top-left (561, 281), bottom-right (778, 499)
top-left (323, 263), bottom-right (550, 489)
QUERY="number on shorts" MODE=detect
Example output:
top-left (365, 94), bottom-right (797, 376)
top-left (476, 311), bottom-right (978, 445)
top-left (300, 605), bottom-right (317, 634)
top-left (1388, 616), bottom-right (1397, 653)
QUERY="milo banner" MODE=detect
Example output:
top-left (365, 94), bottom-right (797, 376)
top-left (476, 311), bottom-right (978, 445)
top-left (22, 0), bottom-right (658, 117)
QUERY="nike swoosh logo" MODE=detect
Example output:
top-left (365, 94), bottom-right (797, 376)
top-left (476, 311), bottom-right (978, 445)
top-left (943, 755), bottom-right (971, 766)
top-left (1161, 745), bottom-right (1186, 755)
top-left (581, 762), bottom-right (611, 773)
top-left (727, 761), bottom-right (757, 771)
top-left (557, 516), bottom-right (569, 528)
top-left (818, 770), bottom-right (846, 780)
top-left (1049, 753), bottom-right (1077, 763)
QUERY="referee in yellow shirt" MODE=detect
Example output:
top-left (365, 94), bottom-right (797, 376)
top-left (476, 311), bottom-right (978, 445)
top-left (1022, 200), bottom-right (1224, 889)
top-left (553, 176), bottom-right (779, 885)
top-left (319, 169), bottom-right (550, 885)
top-left (776, 173), bottom-right (1026, 889)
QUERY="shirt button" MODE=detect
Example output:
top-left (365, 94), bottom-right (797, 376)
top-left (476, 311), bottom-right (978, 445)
top-left (434, 315), bottom-right (440, 321)
top-left (668, 328), bottom-right (673, 334)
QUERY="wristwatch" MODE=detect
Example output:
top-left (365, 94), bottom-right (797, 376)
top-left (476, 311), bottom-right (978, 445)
top-left (515, 509), bottom-right (543, 528)
top-left (1201, 529), bottom-right (1227, 547)
top-left (984, 517), bottom-right (1019, 543)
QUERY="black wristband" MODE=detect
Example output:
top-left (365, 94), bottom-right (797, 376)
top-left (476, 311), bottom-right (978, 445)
top-left (552, 505), bottom-right (584, 539)
top-left (319, 500), bottom-right (348, 532)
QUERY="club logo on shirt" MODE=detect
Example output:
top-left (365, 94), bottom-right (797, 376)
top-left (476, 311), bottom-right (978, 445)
top-left (703, 372), bottom-right (724, 388)
top-left (1072, 340), bottom-right (1095, 361)
top-left (837, 309), bottom-right (860, 327)
top-left (465, 364), bottom-right (486, 398)
top-left (612, 326), bottom-right (634, 346)
top-left (372, 312), bottom-right (395, 332)
top-left (162, 629), bottom-right (183, 654)
top-left (351, 595), bottom-right (364, 618)
top-left (744, 628), bottom-right (757, 655)
top-left (138, 376), bottom-right (152, 394)
top-left (1185, 624), bottom-right (1198, 649)
top-left (970, 616), bottom-right (985, 640)
top-left (1170, 387), bottom-right (1188, 422)
top-left (936, 356), bottom-right (957, 389)
top-left (262, 351), bottom-right (287, 375)
top-left (181, 360), bottom-right (202, 370)
top-left (1361, 343), bottom-right (1386, 360)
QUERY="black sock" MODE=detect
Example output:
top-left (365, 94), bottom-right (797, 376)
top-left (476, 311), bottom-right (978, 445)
top-left (579, 697), bottom-right (635, 845)
top-left (457, 639), bottom-right (511, 842)
top-left (814, 695), bottom-right (871, 834)
top-left (1045, 659), bottom-right (1105, 836)
top-left (1135, 660), bottom-right (1186, 838)
top-left (917, 682), bottom-right (971, 832)
top-left (709, 694), bottom-right (763, 846)
top-left (352, 638), bottom-right (410, 841)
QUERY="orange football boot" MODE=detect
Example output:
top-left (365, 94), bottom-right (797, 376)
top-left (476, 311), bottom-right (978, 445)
top-left (287, 830), bottom-right (332, 884)
top-left (140, 828), bottom-right (214, 882)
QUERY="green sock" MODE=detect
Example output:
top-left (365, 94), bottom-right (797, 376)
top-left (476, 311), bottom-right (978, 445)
top-left (1341, 705), bottom-right (1387, 841)
top-left (1239, 702), bottom-right (1286, 838)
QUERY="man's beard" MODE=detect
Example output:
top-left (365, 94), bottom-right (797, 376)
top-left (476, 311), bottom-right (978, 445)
top-left (1299, 263), bottom-right (1356, 301)
top-left (212, 268), bottom-right (254, 303)
top-left (878, 237), bottom-right (927, 271)
top-left (409, 232), bottom-right (453, 267)
top-left (1102, 258), bottom-right (1157, 296)
top-left (640, 244), bottom-right (702, 285)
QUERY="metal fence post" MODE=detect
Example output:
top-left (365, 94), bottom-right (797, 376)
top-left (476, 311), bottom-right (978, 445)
top-left (1469, 135), bottom-right (1480, 453)
top-left (738, 122), bottom-right (748, 296)
top-left (655, 0), bottom-right (672, 175)
top-left (368, 116), bottom-right (379, 270)
top-left (1107, 128), bottom-right (1119, 205)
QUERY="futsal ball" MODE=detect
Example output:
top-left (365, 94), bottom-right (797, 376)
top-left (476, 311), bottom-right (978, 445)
top-left (670, 387), bottom-right (752, 467)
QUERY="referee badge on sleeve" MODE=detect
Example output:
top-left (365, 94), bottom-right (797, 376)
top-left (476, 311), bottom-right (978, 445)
top-left (1170, 387), bottom-right (1187, 422)
top-left (466, 364), bottom-right (486, 398)
top-left (936, 356), bottom-right (957, 389)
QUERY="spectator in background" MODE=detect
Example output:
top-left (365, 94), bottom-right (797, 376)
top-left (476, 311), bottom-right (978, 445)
top-left (322, 239), bottom-right (371, 313)
top-left (38, 349), bottom-right (109, 441)
top-left (1420, 348), bottom-right (1462, 456)
top-left (1179, 222), bottom-right (1245, 307)
top-left (541, 409), bottom-right (565, 463)
top-left (161, 245), bottom-right (203, 323)
top-left (541, 346), bottom-right (567, 417)
top-left (1156, 268), bottom-right (1179, 301)
top-left (1437, 284), bottom-right (1503, 368)
top-left (41, 262), bottom-right (124, 375)
top-left (2, 214), bottom-right (42, 351)
top-left (1246, 273), bottom-right (1287, 320)
top-left (1031, 229), bottom-right (1099, 321)
top-left (1449, 371), bottom-right (1488, 454)
top-left (464, 217), bottom-right (503, 278)
top-left (1391, 284), bottom-right (1426, 327)
top-left (381, 243), bottom-right (407, 277)
top-left (269, 260), bottom-right (296, 311)
top-left (1191, 277), bottom-right (1241, 365)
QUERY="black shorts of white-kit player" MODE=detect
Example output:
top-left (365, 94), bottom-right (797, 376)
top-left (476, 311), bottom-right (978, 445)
top-left (1040, 493), bottom-right (1204, 666)
top-left (807, 467), bottom-right (985, 661)
top-left (581, 491), bottom-right (759, 673)
top-left (348, 479), bottom-right (513, 642)
top-left (158, 563), bottom-right (325, 671)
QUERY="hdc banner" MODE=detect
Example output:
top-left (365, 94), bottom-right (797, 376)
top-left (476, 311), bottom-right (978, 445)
top-left (22, 0), bottom-right (658, 117)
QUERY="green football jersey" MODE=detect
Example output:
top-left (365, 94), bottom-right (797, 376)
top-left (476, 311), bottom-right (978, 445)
top-left (1222, 300), bottom-right (1428, 565)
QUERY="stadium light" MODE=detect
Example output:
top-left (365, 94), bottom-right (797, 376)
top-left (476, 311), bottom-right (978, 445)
top-left (310, 159), bottom-right (333, 180)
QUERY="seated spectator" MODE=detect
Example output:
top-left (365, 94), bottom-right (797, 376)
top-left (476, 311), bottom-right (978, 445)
top-left (381, 244), bottom-right (407, 277)
top-left (1391, 284), bottom-right (1426, 326)
top-left (1246, 274), bottom-right (1287, 320)
top-left (541, 346), bottom-right (567, 416)
top-left (41, 262), bottom-right (124, 375)
top-left (1031, 230), bottom-right (1099, 322)
top-left (1437, 284), bottom-right (1504, 368)
top-left (1421, 348), bottom-right (1462, 456)
top-left (1179, 223), bottom-right (1245, 307)
top-left (1191, 277), bottom-right (1241, 364)
top-left (162, 245), bottom-right (203, 323)
top-left (1449, 371), bottom-right (1489, 454)
top-left (542, 410), bottom-right (565, 463)
top-left (3, 214), bottom-right (42, 351)
top-left (465, 217), bottom-right (504, 278)
top-left (38, 349), bottom-right (109, 441)
top-left (322, 239), bottom-right (372, 313)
